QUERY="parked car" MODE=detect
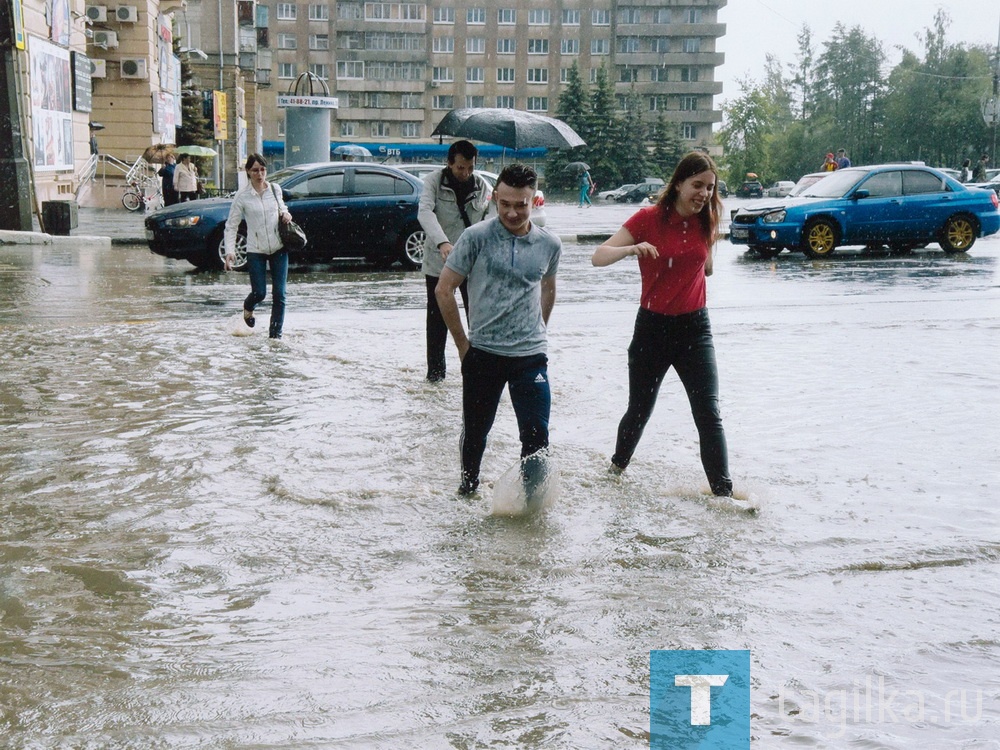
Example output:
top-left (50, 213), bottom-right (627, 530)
top-left (145, 162), bottom-right (427, 271)
top-left (615, 182), bottom-right (664, 203)
top-left (788, 172), bottom-right (829, 197)
top-left (598, 183), bottom-right (635, 201)
top-left (729, 164), bottom-right (1000, 259)
top-left (969, 174), bottom-right (1000, 197)
top-left (716, 179), bottom-right (729, 197)
top-left (735, 180), bottom-right (764, 198)
top-left (765, 180), bottom-right (796, 198)
top-left (395, 163), bottom-right (546, 227)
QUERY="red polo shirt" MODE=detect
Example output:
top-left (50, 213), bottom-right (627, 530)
top-left (624, 204), bottom-right (709, 316)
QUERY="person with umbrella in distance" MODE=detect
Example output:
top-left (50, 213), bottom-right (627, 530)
top-left (591, 151), bottom-right (735, 499)
top-left (435, 164), bottom-right (562, 497)
top-left (579, 167), bottom-right (594, 208)
top-left (418, 140), bottom-right (493, 383)
top-left (174, 153), bottom-right (200, 202)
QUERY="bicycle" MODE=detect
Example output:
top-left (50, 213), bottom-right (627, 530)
top-left (122, 181), bottom-right (163, 212)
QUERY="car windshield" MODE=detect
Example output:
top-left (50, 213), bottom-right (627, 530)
top-left (798, 169), bottom-right (864, 198)
top-left (266, 166), bottom-right (314, 186)
top-left (789, 175), bottom-right (827, 196)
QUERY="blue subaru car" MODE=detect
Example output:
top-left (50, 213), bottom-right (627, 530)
top-left (145, 162), bottom-right (426, 270)
top-left (729, 164), bottom-right (1000, 259)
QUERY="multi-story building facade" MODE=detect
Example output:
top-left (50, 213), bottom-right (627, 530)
top-left (247, 0), bottom-right (725, 162)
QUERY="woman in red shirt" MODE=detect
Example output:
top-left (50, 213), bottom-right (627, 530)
top-left (592, 152), bottom-right (733, 496)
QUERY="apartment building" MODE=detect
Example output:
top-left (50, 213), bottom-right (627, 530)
top-left (227, 0), bottom-right (726, 162)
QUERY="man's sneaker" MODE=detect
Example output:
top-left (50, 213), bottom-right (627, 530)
top-left (457, 477), bottom-right (480, 496)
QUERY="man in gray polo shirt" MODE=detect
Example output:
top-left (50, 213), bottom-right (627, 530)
top-left (436, 164), bottom-right (562, 496)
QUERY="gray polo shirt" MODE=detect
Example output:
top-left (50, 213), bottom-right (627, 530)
top-left (445, 217), bottom-right (561, 357)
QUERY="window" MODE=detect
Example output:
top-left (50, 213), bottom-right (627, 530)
top-left (276, 3), bottom-right (296, 20)
top-left (432, 95), bottom-right (454, 109)
top-left (278, 62), bottom-right (296, 78)
top-left (619, 68), bottom-right (637, 82)
top-left (309, 63), bottom-right (328, 79)
top-left (526, 96), bottom-right (548, 112)
top-left (592, 9), bottom-right (610, 25)
top-left (337, 2), bottom-right (362, 19)
top-left (401, 122), bottom-right (421, 138)
top-left (287, 170), bottom-right (346, 198)
top-left (496, 95), bottom-right (515, 108)
top-left (366, 32), bottom-right (424, 50)
top-left (615, 94), bottom-right (629, 110)
top-left (903, 170), bottom-right (945, 194)
top-left (682, 123), bottom-right (697, 140)
top-left (618, 7), bottom-right (641, 24)
top-left (496, 67), bottom-right (515, 83)
top-left (655, 9), bottom-right (671, 23)
top-left (365, 61), bottom-right (424, 79)
top-left (365, 3), bottom-right (424, 21)
top-left (497, 8), bottom-right (515, 24)
top-left (467, 7), bottom-right (485, 24)
top-left (466, 37), bottom-right (485, 53)
top-left (652, 37), bottom-right (670, 53)
top-left (308, 4), bottom-right (329, 20)
top-left (433, 7), bottom-right (454, 23)
top-left (680, 95), bottom-right (698, 111)
top-left (617, 37), bottom-right (639, 53)
top-left (651, 67), bottom-right (669, 82)
top-left (400, 4), bottom-right (423, 21)
top-left (400, 93), bottom-right (422, 108)
top-left (560, 67), bottom-right (570, 82)
top-left (364, 91), bottom-right (389, 107)
top-left (681, 67), bottom-right (699, 82)
top-left (561, 39), bottom-right (579, 55)
top-left (433, 36), bottom-right (454, 53)
top-left (432, 66), bottom-right (453, 82)
top-left (466, 67), bottom-right (484, 82)
top-left (648, 95), bottom-right (667, 111)
top-left (371, 122), bottom-right (390, 137)
top-left (343, 92), bottom-right (361, 107)
top-left (527, 68), bottom-right (548, 83)
top-left (337, 32), bottom-right (363, 49)
top-left (861, 171), bottom-right (903, 197)
top-left (355, 170), bottom-right (413, 196)
top-left (277, 33), bottom-right (297, 49)
top-left (561, 9), bottom-right (580, 25)
top-left (682, 38), bottom-right (700, 53)
top-left (528, 39), bottom-right (549, 54)
top-left (309, 34), bottom-right (329, 50)
top-left (340, 122), bottom-right (357, 137)
top-left (591, 39), bottom-right (609, 55)
top-left (257, 5), bottom-right (269, 27)
top-left (528, 9), bottom-right (549, 25)
top-left (497, 38), bottom-right (516, 54)
top-left (589, 69), bottom-right (598, 83)
top-left (337, 60), bottom-right (364, 78)
top-left (687, 9), bottom-right (702, 23)
top-left (465, 95), bottom-right (485, 108)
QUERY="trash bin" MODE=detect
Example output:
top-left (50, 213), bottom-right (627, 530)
top-left (42, 200), bottom-right (79, 236)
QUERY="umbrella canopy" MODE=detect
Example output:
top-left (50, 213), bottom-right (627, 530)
top-left (142, 143), bottom-right (175, 164)
top-left (563, 161), bottom-right (591, 173)
top-left (333, 144), bottom-right (373, 159)
top-left (176, 145), bottom-right (218, 157)
top-left (431, 108), bottom-right (585, 150)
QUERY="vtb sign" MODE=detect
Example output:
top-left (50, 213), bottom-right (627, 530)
top-left (650, 650), bottom-right (750, 749)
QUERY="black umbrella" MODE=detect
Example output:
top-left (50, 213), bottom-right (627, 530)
top-left (564, 161), bottom-right (591, 173)
top-left (431, 108), bottom-right (586, 150)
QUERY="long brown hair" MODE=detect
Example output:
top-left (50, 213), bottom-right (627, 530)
top-left (656, 151), bottom-right (723, 243)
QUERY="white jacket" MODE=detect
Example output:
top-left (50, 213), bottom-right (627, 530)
top-left (224, 182), bottom-right (289, 256)
top-left (173, 161), bottom-right (199, 193)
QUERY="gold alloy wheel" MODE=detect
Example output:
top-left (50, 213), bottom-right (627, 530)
top-left (941, 216), bottom-right (975, 253)
top-left (804, 219), bottom-right (837, 257)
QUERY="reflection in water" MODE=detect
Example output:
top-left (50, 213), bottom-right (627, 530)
top-left (0, 240), bottom-right (998, 746)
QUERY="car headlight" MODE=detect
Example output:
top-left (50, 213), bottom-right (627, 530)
top-left (162, 216), bottom-right (202, 228)
top-left (762, 210), bottom-right (786, 223)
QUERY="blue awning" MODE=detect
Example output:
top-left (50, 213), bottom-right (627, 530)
top-left (262, 141), bottom-right (547, 161)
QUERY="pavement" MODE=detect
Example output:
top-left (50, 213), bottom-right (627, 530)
top-left (1, 198), bottom-right (734, 248)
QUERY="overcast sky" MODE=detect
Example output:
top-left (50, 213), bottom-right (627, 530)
top-left (716, 0), bottom-right (1000, 103)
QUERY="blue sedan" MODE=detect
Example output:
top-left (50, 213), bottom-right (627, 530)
top-left (144, 162), bottom-right (427, 270)
top-left (729, 165), bottom-right (1000, 259)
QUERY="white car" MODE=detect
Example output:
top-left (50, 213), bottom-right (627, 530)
top-left (598, 183), bottom-right (635, 201)
top-left (765, 180), bottom-right (796, 198)
top-left (397, 164), bottom-right (546, 227)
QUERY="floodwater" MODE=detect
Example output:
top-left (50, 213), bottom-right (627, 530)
top-left (1, 223), bottom-right (999, 748)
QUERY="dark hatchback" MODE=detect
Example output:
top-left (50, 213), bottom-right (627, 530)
top-left (144, 162), bottom-right (426, 271)
top-left (615, 182), bottom-right (664, 203)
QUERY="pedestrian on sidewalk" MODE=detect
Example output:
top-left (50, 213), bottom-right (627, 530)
top-left (579, 169), bottom-right (594, 208)
top-left (158, 154), bottom-right (178, 206)
top-left (174, 154), bottom-right (199, 202)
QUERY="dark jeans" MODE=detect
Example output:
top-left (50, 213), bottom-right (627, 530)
top-left (612, 306), bottom-right (732, 496)
top-left (425, 274), bottom-right (469, 380)
top-left (460, 347), bottom-right (550, 486)
top-left (245, 251), bottom-right (288, 339)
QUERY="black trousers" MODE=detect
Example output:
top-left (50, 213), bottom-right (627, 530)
top-left (425, 274), bottom-right (469, 380)
top-left (612, 306), bottom-right (733, 496)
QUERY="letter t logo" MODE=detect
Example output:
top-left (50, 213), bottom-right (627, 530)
top-left (674, 674), bottom-right (729, 725)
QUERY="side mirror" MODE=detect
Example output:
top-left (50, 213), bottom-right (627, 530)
top-left (852, 189), bottom-right (870, 200)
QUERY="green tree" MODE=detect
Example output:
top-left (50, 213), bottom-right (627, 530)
top-left (173, 37), bottom-right (213, 147)
top-left (547, 62), bottom-right (591, 191)
top-left (717, 77), bottom-right (777, 183)
top-left (648, 112), bottom-right (684, 179)
top-left (615, 86), bottom-right (652, 184)
top-left (587, 65), bottom-right (624, 189)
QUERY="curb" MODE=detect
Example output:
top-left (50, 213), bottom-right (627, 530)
top-left (0, 231), bottom-right (111, 250)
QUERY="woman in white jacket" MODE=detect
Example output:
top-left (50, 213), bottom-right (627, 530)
top-left (224, 153), bottom-right (293, 339)
top-left (173, 154), bottom-right (200, 201)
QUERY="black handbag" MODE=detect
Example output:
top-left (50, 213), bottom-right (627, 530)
top-left (271, 184), bottom-right (307, 250)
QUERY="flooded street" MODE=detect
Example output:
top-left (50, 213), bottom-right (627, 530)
top-left (2, 216), bottom-right (999, 747)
